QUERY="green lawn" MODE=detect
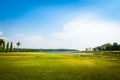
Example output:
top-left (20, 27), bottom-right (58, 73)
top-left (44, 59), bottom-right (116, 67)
top-left (0, 52), bottom-right (120, 80)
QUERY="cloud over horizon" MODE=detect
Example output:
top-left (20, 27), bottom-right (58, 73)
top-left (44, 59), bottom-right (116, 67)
top-left (14, 34), bottom-right (43, 48)
top-left (1, 0), bottom-right (120, 50)
top-left (0, 32), bottom-right (3, 35)
top-left (1, 10), bottom-right (120, 50)
top-left (53, 11), bottom-right (120, 50)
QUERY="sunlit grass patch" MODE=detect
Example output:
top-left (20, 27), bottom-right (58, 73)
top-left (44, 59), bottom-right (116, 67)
top-left (0, 52), bottom-right (120, 80)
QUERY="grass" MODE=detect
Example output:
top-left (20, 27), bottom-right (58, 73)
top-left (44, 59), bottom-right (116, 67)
top-left (0, 52), bottom-right (120, 80)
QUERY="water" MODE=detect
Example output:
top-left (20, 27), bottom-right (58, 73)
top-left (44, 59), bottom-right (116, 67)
top-left (44, 51), bottom-right (77, 54)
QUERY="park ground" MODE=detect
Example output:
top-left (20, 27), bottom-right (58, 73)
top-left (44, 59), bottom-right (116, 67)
top-left (0, 52), bottom-right (120, 80)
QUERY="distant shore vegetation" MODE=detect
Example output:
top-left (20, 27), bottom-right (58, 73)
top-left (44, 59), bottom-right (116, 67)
top-left (1, 38), bottom-right (120, 53)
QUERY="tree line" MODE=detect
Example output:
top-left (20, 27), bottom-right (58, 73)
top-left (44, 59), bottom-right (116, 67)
top-left (13, 48), bottom-right (79, 52)
top-left (0, 39), bottom-right (78, 52)
top-left (93, 42), bottom-right (120, 51)
top-left (0, 38), bottom-right (21, 52)
top-left (0, 39), bottom-right (13, 52)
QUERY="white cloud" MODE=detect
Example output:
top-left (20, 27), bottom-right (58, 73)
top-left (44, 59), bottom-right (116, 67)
top-left (12, 11), bottom-right (120, 50)
top-left (14, 34), bottom-right (43, 48)
top-left (53, 11), bottom-right (120, 50)
top-left (0, 32), bottom-right (3, 35)
top-left (24, 35), bottom-right (43, 42)
top-left (0, 32), bottom-right (7, 40)
top-left (0, 37), bottom-right (6, 40)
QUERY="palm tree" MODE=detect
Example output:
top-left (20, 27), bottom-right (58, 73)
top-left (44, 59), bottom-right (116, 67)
top-left (16, 41), bottom-right (21, 52)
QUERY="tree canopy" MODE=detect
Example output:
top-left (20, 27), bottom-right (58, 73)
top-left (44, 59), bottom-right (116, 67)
top-left (93, 42), bottom-right (120, 51)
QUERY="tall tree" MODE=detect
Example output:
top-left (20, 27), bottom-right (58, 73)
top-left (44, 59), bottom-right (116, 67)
top-left (6, 42), bottom-right (9, 52)
top-left (9, 42), bottom-right (13, 52)
top-left (112, 42), bottom-right (119, 50)
top-left (0, 39), bottom-right (4, 46)
top-left (0, 39), bottom-right (5, 52)
top-left (16, 41), bottom-right (21, 51)
top-left (3, 41), bottom-right (5, 52)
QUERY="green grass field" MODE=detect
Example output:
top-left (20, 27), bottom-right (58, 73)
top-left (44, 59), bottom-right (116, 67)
top-left (0, 52), bottom-right (120, 80)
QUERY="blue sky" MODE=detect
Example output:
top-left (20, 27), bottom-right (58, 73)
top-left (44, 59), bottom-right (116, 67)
top-left (0, 0), bottom-right (120, 50)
